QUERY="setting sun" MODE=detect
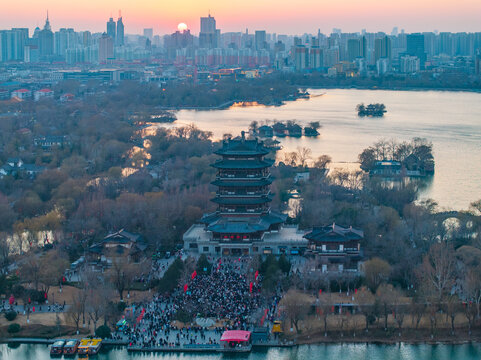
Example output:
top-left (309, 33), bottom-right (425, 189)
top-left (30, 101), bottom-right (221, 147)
top-left (177, 22), bottom-right (188, 32)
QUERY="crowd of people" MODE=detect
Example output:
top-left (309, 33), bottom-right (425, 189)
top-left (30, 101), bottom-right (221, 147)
top-left (120, 256), bottom-right (266, 348)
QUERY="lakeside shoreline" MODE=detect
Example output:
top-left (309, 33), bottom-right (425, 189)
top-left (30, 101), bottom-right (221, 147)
top-left (3, 328), bottom-right (481, 351)
top-left (152, 86), bottom-right (481, 112)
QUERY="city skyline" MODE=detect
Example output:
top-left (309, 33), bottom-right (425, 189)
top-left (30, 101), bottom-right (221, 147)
top-left (1, 0), bottom-right (481, 35)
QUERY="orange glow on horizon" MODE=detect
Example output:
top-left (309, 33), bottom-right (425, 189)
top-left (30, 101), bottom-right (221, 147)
top-left (1, 0), bottom-right (481, 34)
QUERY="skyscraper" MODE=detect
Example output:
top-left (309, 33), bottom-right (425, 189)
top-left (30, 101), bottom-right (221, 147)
top-left (107, 17), bottom-right (116, 43)
top-left (406, 33), bottom-right (426, 67)
top-left (38, 12), bottom-right (54, 58)
top-left (374, 36), bottom-right (392, 62)
top-left (116, 14), bottom-right (124, 46)
top-left (255, 30), bottom-right (267, 50)
top-left (199, 14), bottom-right (217, 48)
top-left (99, 32), bottom-right (114, 62)
top-left (54, 28), bottom-right (76, 57)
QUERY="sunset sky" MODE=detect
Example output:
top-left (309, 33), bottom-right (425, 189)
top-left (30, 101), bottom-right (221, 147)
top-left (1, 0), bottom-right (480, 35)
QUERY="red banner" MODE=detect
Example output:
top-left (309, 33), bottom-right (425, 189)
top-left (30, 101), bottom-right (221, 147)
top-left (183, 284), bottom-right (188, 293)
top-left (249, 282), bottom-right (253, 293)
top-left (254, 270), bottom-right (259, 280)
top-left (191, 270), bottom-right (197, 280)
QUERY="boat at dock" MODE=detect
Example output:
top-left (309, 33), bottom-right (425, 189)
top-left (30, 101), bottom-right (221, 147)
top-left (77, 338), bottom-right (102, 356)
top-left (49, 339), bottom-right (66, 356)
top-left (62, 339), bottom-right (79, 356)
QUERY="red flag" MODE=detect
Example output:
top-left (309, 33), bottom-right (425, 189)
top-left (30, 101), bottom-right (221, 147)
top-left (183, 284), bottom-right (188, 293)
top-left (249, 282), bottom-right (253, 293)
top-left (319, 289), bottom-right (322, 295)
top-left (355, 288), bottom-right (358, 294)
top-left (331, 306), bottom-right (335, 313)
top-left (44, 292), bottom-right (48, 299)
top-left (8, 295), bottom-right (14, 305)
top-left (254, 270), bottom-right (259, 280)
top-left (191, 270), bottom-right (197, 280)
top-left (33, 306), bottom-right (35, 312)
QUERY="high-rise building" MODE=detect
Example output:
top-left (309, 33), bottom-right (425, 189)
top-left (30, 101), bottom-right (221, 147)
top-left (143, 28), bottom-right (153, 40)
top-left (116, 14), bottom-right (124, 46)
top-left (255, 30), bottom-right (267, 50)
top-left (406, 33), bottom-right (426, 68)
top-left (107, 17), bottom-right (116, 43)
top-left (38, 13), bottom-right (54, 58)
top-left (347, 38), bottom-right (361, 61)
top-left (309, 46), bottom-right (322, 70)
top-left (475, 50), bottom-right (481, 76)
top-left (0, 28), bottom-right (29, 61)
top-left (199, 14), bottom-right (218, 48)
top-left (295, 45), bottom-right (308, 71)
top-left (99, 33), bottom-right (114, 62)
top-left (374, 36), bottom-right (392, 62)
top-left (54, 28), bottom-right (76, 57)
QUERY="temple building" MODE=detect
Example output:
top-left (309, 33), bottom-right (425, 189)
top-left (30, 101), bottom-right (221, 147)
top-left (183, 133), bottom-right (307, 256)
top-left (303, 223), bottom-right (363, 273)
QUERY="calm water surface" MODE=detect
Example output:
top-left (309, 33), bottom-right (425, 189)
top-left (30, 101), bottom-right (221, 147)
top-left (3, 343), bottom-right (481, 360)
top-left (165, 89), bottom-right (481, 210)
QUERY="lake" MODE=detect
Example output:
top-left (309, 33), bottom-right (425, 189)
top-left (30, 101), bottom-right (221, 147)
top-left (3, 343), bottom-right (481, 360)
top-left (162, 89), bottom-right (481, 211)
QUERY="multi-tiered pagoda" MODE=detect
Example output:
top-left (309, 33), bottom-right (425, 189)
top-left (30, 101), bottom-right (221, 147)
top-left (184, 132), bottom-right (307, 256)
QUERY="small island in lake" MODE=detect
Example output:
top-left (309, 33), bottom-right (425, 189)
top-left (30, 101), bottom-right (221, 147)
top-left (357, 103), bottom-right (386, 117)
top-left (359, 137), bottom-right (435, 177)
top-left (249, 120), bottom-right (321, 138)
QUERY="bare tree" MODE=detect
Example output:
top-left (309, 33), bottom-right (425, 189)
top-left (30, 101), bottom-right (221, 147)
top-left (279, 289), bottom-right (313, 334)
top-left (296, 147), bottom-right (312, 168)
top-left (376, 283), bottom-right (399, 331)
top-left (410, 299), bottom-right (426, 330)
top-left (67, 294), bottom-right (84, 334)
top-left (355, 288), bottom-right (375, 332)
top-left (362, 258), bottom-right (391, 291)
top-left (418, 242), bottom-right (456, 303)
top-left (314, 155), bottom-right (332, 169)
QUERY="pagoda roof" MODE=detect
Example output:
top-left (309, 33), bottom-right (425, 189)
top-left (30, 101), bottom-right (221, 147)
top-left (211, 178), bottom-right (273, 187)
top-left (215, 135), bottom-right (270, 156)
top-left (304, 223), bottom-right (364, 242)
top-left (205, 212), bottom-right (287, 234)
top-left (211, 158), bottom-right (274, 169)
top-left (211, 195), bottom-right (272, 205)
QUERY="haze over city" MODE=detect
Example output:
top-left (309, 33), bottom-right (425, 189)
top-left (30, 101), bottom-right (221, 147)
top-left (1, 0), bottom-right (481, 34)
